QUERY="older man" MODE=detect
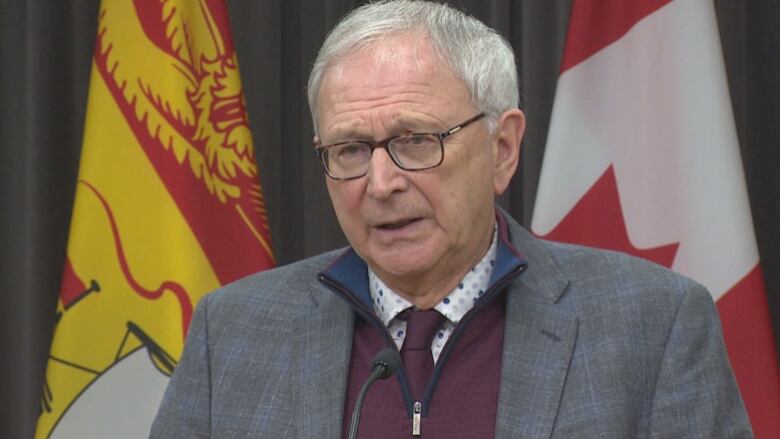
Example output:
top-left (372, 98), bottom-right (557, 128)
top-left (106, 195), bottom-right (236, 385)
top-left (151, 1), bottom-right (752, 438)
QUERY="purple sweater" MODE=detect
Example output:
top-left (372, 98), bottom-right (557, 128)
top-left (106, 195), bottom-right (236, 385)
top-left (316, 212), bottom-right (528, 438)
top-left (342, 293), bottom-right (507, 438)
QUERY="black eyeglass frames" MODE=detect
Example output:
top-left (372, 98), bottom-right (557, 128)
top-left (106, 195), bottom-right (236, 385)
top-left (313, 113), bottom-right (486, 180)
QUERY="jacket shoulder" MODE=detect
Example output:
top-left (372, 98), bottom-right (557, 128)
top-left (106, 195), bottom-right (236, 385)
top-left (198, 248), bottom-right (346, 331)
top-left (542, 238), bottom-right (706, 306)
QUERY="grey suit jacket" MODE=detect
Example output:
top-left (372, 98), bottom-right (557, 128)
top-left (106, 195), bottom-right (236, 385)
top-left (150, 214), bottom-right (753, 438)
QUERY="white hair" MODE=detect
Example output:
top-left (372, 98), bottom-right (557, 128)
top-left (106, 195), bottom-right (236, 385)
top-left (307, 0), bottom-right (519, 134)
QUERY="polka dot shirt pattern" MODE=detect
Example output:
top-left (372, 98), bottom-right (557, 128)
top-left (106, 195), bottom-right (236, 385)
top-left (368, 229), bottom-right (498, 363)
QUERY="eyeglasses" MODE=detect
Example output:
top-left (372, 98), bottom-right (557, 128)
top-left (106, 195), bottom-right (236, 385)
top-left (314, 113), bottom-right (486, 180)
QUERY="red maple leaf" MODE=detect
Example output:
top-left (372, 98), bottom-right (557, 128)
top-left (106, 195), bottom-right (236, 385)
top-left (539, 165), bottom-right (679, 268)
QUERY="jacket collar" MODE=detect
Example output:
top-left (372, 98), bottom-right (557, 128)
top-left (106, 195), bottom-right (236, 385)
top-left (317, 208), bottom-right (529, 311)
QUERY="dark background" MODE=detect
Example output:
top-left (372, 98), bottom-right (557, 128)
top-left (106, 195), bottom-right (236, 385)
top-left (1, 1), bottom-right (777, 437)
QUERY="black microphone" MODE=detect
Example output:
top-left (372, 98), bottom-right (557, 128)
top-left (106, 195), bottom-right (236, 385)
top-left (348, 348), bottom-right (402, 439)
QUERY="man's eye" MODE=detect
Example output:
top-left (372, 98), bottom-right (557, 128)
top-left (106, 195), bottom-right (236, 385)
top-left (396, 135), bottom-right (437, 147)
top-left (335, 144), bottom-right (367, 158)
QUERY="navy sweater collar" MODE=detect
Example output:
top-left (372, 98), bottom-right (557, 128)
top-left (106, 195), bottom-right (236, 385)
top-left (318, 209), bottom-right (528, 309)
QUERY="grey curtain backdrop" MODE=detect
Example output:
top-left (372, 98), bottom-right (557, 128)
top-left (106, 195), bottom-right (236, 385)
top-left (1, 1), bottom-right (777, 437)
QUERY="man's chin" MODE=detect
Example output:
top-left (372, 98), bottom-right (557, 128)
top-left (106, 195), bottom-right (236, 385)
top-left (365, 250), bottom-right (437, 285)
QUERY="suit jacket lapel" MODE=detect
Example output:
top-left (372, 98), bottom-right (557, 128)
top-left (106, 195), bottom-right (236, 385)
top-left (495, 223), bottom-right (579, 439)
top-left (296, 280), bottom-right (354, 439)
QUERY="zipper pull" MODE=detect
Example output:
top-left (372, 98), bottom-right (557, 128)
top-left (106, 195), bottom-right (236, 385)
top-left (412, 401), bottom-right (422, 436)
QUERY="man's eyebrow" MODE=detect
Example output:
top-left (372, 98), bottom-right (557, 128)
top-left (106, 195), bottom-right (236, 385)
top-left (325, 115), bottom-right (443, 142)
top-left (326, 127), bottom-right (371, 142)
top-left (386, 114), bottom-right (450, 134)
top-left (391, 117), bottom-right (434, 132)
top-left (324, 119), bottom-right (370, 141)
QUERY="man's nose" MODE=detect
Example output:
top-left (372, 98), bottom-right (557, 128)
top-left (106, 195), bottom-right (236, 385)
top-left (365, 148), bottom-right (407, 199)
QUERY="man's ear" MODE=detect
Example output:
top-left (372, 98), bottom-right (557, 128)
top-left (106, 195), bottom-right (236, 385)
top-left (492, 109), bottom-right (525, 195)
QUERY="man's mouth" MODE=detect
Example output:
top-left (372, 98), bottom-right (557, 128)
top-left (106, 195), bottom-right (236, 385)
top-left (376, 218), bottom-right (421, 230)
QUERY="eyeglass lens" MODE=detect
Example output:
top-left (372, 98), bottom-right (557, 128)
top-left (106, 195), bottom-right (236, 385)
top-left (324, 133), bottom-right (441, 179)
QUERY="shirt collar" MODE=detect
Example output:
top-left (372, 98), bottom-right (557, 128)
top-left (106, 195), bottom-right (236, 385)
top-left (369, 228), bottom-right (498, 326)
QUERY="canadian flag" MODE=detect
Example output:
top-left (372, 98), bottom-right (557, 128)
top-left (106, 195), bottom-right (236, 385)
top-left (531, 0), bottom-right (780, 437)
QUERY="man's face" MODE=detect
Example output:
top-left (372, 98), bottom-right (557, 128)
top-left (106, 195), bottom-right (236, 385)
top-left (316, 34), bottom-right (518, 299)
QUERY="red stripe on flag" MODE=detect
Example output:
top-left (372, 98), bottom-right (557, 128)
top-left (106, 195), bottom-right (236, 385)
top-left (80, 179), bottom-right (194, 337)
top-left (92, 3), bottom-right (274, 286)
top-left (94, 55), bottom-right (273, 284)
top-left (716, 265), bottom-right (780, 438)
top-left (131, 1), bottom-right (174, 61)
top-left (561, 0), bottom-right (673, 73)
top-left (132, 0), bottom-right (235, 58)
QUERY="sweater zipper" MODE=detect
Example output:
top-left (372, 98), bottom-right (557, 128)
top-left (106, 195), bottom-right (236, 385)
top-left (318, 275), bottom-right (426, 429)
top-left (319, 261), bottom-right (527, 437)
top-left (412, 401), bottom-right (422, 436)
top-left (416, 262), bottom-right (527, 414)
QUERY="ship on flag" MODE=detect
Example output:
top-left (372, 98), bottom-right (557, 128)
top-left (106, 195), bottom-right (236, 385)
top-left (35, 1), bottom-right (275, 437)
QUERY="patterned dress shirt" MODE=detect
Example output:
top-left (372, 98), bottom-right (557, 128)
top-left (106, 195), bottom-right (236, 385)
top-left (368, 228), bottom-right (498, 363)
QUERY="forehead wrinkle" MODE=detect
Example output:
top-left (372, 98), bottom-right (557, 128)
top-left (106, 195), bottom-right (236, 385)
top-left (318, 36), bottom-right (472, 141)
top-left (325, 34), bottom-right (443, 91)
top-left (323, 100), bottom-right (450, 142)
top-left (323, 75), bottom-right (468, 119)
top-left (323, 113), bottom-right (444, 143)
top-left (329, 88), bottom-right (444, 115)
top-left (322, 83), bottom-right (453, 139)
top-left (326, 64), bottom-right (437, 94)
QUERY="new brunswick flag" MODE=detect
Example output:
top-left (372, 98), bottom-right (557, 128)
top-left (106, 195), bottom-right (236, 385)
top-left (35, 1), bottom-right (274, 437)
